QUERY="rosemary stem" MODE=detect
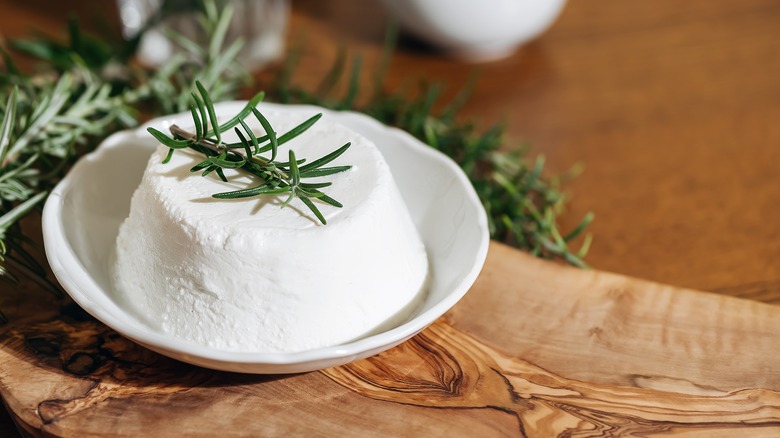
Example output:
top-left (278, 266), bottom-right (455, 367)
top-left (168, 124), bottom-right (292, 183)
top-left (170, 124), bottom-right (211, 147)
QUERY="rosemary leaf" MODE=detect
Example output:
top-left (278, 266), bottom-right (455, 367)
top-left (299, 166), bottom-right (352, 178)
top-left (276, 113), bottom-right (322, 145)
top-left (148, 127), bottom-right (191, 149)
top-left (299, 195), bottom-right (327, 225)
top-left (190, 104), bottom-right (203, 140)
top-left (162, 148), bottom-right (175, 164)
top-left (238, 118), bottom-right (260, 155)
top-left (214, 185), bottom-right (289, 199)
top-left (299, 142), bottom-right (351, 172)
top-left (214, 91), bottom-right (265, 134)
top-left (251, 108), bottom-right (278, 161)
top-left (196, 81), bottom-right (221, 144)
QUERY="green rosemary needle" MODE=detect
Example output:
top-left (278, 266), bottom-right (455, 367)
top-left (147, 81), bottom-right (351, 225)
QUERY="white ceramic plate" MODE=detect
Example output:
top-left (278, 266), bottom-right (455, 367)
top-left (42, 102), bottom-right (489, 374)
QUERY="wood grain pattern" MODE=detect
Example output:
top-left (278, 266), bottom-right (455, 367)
top-left (326, 322), bottom-right (780, 436)
top-left (1, 242), bottom-right (778, 437)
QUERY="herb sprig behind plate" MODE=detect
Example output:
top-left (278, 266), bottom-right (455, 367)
top-left (147, 81), bottom-right (351, 225)
top-left (0, 1), bottom-right (247, 311)
top-left (273, 26), bottom-right (594, 267)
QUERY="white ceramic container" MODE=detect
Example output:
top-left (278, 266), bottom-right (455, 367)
top-left (42, 102), bottom-right (489, 374)
top-left (381, 0), bottom-right (567, 61)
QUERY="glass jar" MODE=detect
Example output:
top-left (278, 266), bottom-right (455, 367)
top-left (116, 0), bottom-right (289, 69)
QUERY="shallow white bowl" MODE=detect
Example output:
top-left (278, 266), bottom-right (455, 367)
top-left (42, 102), bottom-right (489, 374)
top-left (381, 0), bottom-right (567, 61)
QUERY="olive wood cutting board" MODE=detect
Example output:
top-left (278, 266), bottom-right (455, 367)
top-left (0, 241), bottom-right (778, 437)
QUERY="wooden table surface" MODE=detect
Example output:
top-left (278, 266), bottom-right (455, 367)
top-left (1, 0), bottom-right (779, 436)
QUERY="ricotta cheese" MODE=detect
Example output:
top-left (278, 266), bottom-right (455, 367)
top-left (112, 110), bottom-right (429, 353)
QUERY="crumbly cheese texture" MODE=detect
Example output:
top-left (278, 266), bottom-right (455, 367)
top-left (112, 110), bottom-right (428, 353)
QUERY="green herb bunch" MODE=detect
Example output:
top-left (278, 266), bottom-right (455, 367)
top-left (0, 1), bottom-right (248, 307)
top-left (0, 67), bottom-right (139, 304)
top-left (273, 28), bottom-right (594, 267)
top-left (148, 81), bottom-right (351, 224)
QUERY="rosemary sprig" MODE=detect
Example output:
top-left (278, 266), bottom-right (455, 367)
top-left (147, 81), bottom-right (351, 225)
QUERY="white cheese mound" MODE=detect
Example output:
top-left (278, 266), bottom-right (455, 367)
top-left (112, 110), bottom-right (429, 353)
